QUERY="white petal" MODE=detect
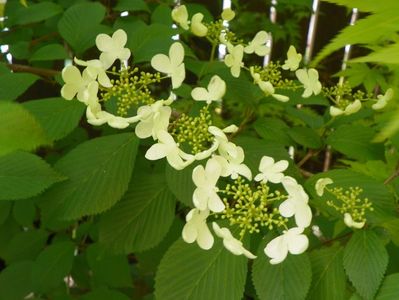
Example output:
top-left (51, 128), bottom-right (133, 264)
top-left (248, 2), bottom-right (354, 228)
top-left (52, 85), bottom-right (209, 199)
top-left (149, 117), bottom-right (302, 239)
top-left (294, 204), bottom-right (312, 228)
top-left (171, 63), bottom-right (185, 89)
top-left (182, 223), bottom-right (197, 243)
top-left (259, 156), bottom-right (274, 172)
top-left (235, 164), bottom-right (252, 181)
top-left (145, 143), bottom-right (168, 160)
top-left (193, 188), bottom-right (208, 211)
top-left (135, 121), bottom-right (153, 139)
top-left (279, 199), bottom-right (295, 218)
top-left (197, 224), bottom-right (214, 250)
top-left (208, 191), bottom-right (225, 213)
top-left (113, 29), bottom-right (128, 48)
top-left (191, 13), bottom-right (208, 37)
top-left (191, 87), bottom-right (209, 102)
top-left (192, 165), bottom-right (206, 187)
top-left (62, 65), bottom-right (81, 83)
top-left (264, 236), bottom-right (288, 264)
top-left (151, 54), bottom-right (172, 74)
top-left (96, 33), bottom-right (113, 52)
top-left (287, 233), bottom-right (309, 255)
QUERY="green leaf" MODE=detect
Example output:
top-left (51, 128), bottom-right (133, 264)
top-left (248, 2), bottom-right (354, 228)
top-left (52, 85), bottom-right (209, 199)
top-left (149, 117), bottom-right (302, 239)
top-left (30, 44), bottom-right (69, 61)
top-left (40, 133), bottom-right (139, 220)
top-left (288, 126), bottom-right (323, 149)
top-left (155, 239), bottom-right (247, 300)
top-left (343, 230), bottom-right (388, 300)
top-left (352, 43), bottom-right (399, 65)
top-left (308, 245), bottom-right (346, 300)
top-left (0, 151), bottom-right (64, 201)
top-left (99, 170), bottom-right (176, 254)
top-left (31, 241), bottom-right (75, 293)
top-left (10, 2), bottom-right (63, 25)
top-left (0, 261), bottom-right (34, 300)
top-left (0, 202), bottom-right (11, 226)
top-left (165, 162), bottom-right (196, 207)
top-left (381, 218), bottom-right (399, 246)
top-left (376, 273), bottom-right (399, 300)
top-left (327, 124), bottom-right (384, 161)
top-left (114, 0), bottom-right (149, 12)
top-left (253, 118), bottom-right (293, 146)
top-left (80, 287), bottom-right (130, 300)
top-left (23, 97), bottom-right (84, 141)
top-left (58, 2), bottom-right (108, 53)
top-left (12, 199), bottom-right (36, 226)
top-left (252, 249), bottom-right (312, 300)
top-left (0, 73), bottom-right (39, 101)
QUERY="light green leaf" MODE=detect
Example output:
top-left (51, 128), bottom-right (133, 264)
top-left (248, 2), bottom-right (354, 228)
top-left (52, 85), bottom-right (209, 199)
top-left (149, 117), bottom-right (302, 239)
top-left (10, 2), bottom-right (63, 25)
top-left (376, 273), bottom-right (399, 300)
top-left (288, 126), bottom-right (323, 149)
top-left (252, 248), bottom-right (312, 300)
top-left (31, 241), bottom-right (75, 293)
top-left (343, 230), bottom-right (388, 300)
top-left (0, 151), bottom-right (64, 201)
top-left (99, 170), bottom-right (176, 254)
top-left (0, 73), bottom-right (39, 101)
top-left (165, 163), bottom-right (196, 207)
top-left (30, 44), bottom-right (69, 61)
top-left (323, 0), bottom-right (399, 13)
top-left (23, 97), bottom-right (84, 141)
top-left (40, 133), bottom-right (139, 220)
top-left (308, 245), bottom-right (346, 300)
top-left (155, 239), bottom-right (247, 300)
top-left (114, 0), bottom-right (149, 12)
top-left (0, 261), bottom-right (34, 300)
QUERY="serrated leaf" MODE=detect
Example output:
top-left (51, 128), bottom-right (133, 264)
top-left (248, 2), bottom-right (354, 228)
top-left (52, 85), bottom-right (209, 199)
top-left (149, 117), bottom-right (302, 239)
top-left (252, 247), bottom-right (312, 300)
top-left (165, 163), bottom-right (196, 207)
top-left (0, 151), bottom-right (64, 200)
top-left (0, 73), bottom-right (39, 101)
top-left (0, 261), bottom-right (34, 300)
top-left (30, 44), bottom-right (69, 61)
top-left (343, 230), bottom-right (388, 300)
top-left (31, 241), bottom-right (75, 293)
top-left (155, 239), bottom-right (247, 300)
top-left (23, 97), bottom-right (84, 141)
top-left (253, 118), bottom-right (293, 146)
top-left (288, 126), bottom-right (323, 149)
top-left (308, 245), bottom-right (346, 300)
top-left (40, 133), bottom-right (139, 220)
top-left (99, 170), bottom-right (176, 254)
top-left (376, 273), bottom-right (399, 300)
top-left (323, 0), bottom-right (399, 13)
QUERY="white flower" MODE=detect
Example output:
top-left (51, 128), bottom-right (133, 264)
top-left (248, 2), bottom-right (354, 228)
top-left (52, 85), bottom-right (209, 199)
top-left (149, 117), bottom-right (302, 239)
top-left (212, 222), bottom-right (256, 259)
top-left (221, 8), bottom-right (235, 21)
top-left (264, 227), bottom-right (309, 264)
top-left (192, 158), bottom-right (224, 212)
top-left (249, 67), bottom-right (289, 102)
top-left (60, 65), bottom-right (96, 103)
top-left (330, 100), bottom-right (362, 117)
top-left (344, 213), bottom-right (365, 229)
top-left (244, 31), bottom-right (270, 57)
top-left (254, 156), bottom-right (289, 184)
top-left (171, 5), bottom-right (189, 30)
top-left (191, 75), bottom-right (226, 104)
top-left (372, 88), bottom-right (394, 110)
top-left (95, 29), bottom-right (131, 69)
top-left (295, 68), bottom-right (322, 98)
top-left (280, 176), bottom-right (312, 228)
top-left (224, 44), bottom-right (244, 78)
top-left (151, 42), bottom-right (185, 89)
top-left (145, 130), bottom-right (194, 170)
top-left (208, 125), bottom-right (239, 159)
top-left (191, 13), bottom-right (208, 37)
top-left (282, 45), bottom-right (302, 71)
top-left (315, 177), bottom-right (333, 196)
top-left (182, 209), bottom-right (214, 250)
top-left (73, 58), bottom-right (112, 87)
top-left (213, 146), bottom-right (252, 180)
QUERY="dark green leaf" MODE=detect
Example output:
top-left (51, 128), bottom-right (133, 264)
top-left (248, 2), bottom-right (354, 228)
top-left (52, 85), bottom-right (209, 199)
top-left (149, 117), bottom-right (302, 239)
top-left (253, 118), bottom-right (293, 146)
top-left (165, 162), bottom-right (196, 207)
top-left (288, 126), bottom-right (323, 149)
top-left (12, 199), bottom-right (36, 226)
top-left (0, 73), bottom-right (39, 101)
top-left (80, 287), bottom-right (130, 300)
top-left (30, 44), bottom-right (69, 61)
top-left (10, 2), bottom-right (63, 25)
top-left (0, 261), bottom-right (34, 300)
top-left (114, 0), bottom-right (149, 12)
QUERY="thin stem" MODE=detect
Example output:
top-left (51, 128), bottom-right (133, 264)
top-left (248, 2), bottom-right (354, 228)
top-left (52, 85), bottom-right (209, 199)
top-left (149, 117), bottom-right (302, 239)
top-left (6, 63), bottom-right (60, 77)
top-left (210, 43), bottom-right (217, 62)
top-left (384, 161), bottom-right (399, 185)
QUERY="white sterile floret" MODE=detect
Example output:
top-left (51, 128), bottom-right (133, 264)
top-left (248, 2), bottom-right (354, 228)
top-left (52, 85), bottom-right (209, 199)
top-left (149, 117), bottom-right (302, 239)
top-left (244, 31), bottom-right (270, 57)
top-left (208, 125), bottom-right (239, 159)
top-left (212, 222), bottom-right (257, 259)
top-left (171, 5), bottom-right (189, 30)
top-left (280, 176), bottom-right (312, 228)
top-left (182, 209), bottom-right (214, 250)
top-left (264, 227), bottom-right (309, 264)
top-left (344, 213), bottom-right (365, 229)
top-left (372, 88), bottom-right (394, 110)
top-left (151, 42), bottom-right (185, 89)
top-left (192, 157), bottom-right (225, 212)
top-left (191, 75), bottom-right (226, 104)
top-left (282, 45), bottom-right (302, 71)
top-left (249, 67), bottom-right (289, 102)
top-left (213, 145), bottom-right (252, 180)
top-left (190, 13), bottom-right (208, 37)
top-left (254, 156), bottom-right (289, 184)
top-left (74, 58), bottom-right (112, 88)
top-left (224, 43), bottom-right (244, 78)
top-left (330, 100), bottom-right (361, 117)
top-left (145, 130), bottom-right (194, 170)
top-left (95, 29), bottom-right (131, 69)
top-left (61, 65), bottom-right (96, 103)
top-left (315, 177), bottom-right (333, 196)
top-left (295, 68), bottom-right (322, 98)
top-left (221, 8), bottom-right (235, 21)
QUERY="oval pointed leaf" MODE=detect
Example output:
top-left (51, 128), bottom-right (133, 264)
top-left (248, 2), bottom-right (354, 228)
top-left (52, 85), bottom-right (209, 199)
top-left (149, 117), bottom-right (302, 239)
top-left (0, 261), bottom-right (34, 300)
top-left (0, 73), bottom-right (39, 101)
top-left (376, 273), bottom-right (399, 300)
top-left (165, 163), bottom-right (196, 207)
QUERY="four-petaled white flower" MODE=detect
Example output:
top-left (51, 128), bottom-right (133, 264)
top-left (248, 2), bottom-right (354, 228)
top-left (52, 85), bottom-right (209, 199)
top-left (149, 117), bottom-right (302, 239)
top-left (171, 5), bottom-right (189, 30)
top-left (372, 88), bottom-right (394, 110)
top-left (295, 68), bottom-right (322, 98)
top-left (182, 209), bottom-right (214, 250)
top-left (213, 145), bottom-right (252, 180)
top-left (74, 58), bottom-right (112, 88)
top-left (191, 13), bottom-right (208, 37)
top-left (191, 75), bottom-right (226, 104)
top-left (344, 213), bottom-right (365, 229)
top-left (221, 8), bottom-right (235, 21)
top-left (280, 176), bottom-right (312, 228)
top-left (208, 125), bottom-right (239, 159)
top-left (95, 29), bottom-right (131, 69)
top-left (315, 177), bottom-right (333, 196)
top-left (151, 42), bottom-right (185, 89)
top-left (244, 31), bottom-right (270, 57)
top-left (224, 43), bottom-right (244, 78)
top-left (61, 65), bottom-right (96, 104)
top-left (145, 130), bottom-right (194, 170)
top-left (192, 158), bottom-right (225, 212)
top-left (330, 99), bottom-right (361, 117)
top-left (254, 156), bottom-right (289, 184)
top-left (212, 222), bottom-right (257, 259)
top-left (282, 45), bottom-right (302, 71)
top-left (250, 67), bottom-right (289, 102)
top-left (264, 227), bottom-right (309, 264)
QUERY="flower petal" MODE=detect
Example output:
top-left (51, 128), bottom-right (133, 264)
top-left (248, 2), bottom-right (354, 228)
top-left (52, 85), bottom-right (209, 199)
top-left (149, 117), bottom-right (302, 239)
top-left (145, 143), bottom-right (168, 160)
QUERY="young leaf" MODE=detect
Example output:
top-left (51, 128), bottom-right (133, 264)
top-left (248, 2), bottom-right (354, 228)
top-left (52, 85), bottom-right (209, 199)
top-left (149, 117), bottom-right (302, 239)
top-left (99, 170), bottom-right (176, 254)
top-left (155, 239), bottom-right (247, 300)
top-left (0, 261), bottom-right (34, 300)
top-left (376, 273), bottom-right (399, 300)
top-left (343, 230), bottom-right (389, 300)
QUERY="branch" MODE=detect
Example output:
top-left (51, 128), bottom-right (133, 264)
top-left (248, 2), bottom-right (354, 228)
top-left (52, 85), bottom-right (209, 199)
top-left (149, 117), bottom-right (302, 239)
top-left (323, 145), bottom-right (332, 172)
top-left (384, 161), bottom-right (399, 185)
top-left (6, 63), bottom-right (60, 77)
